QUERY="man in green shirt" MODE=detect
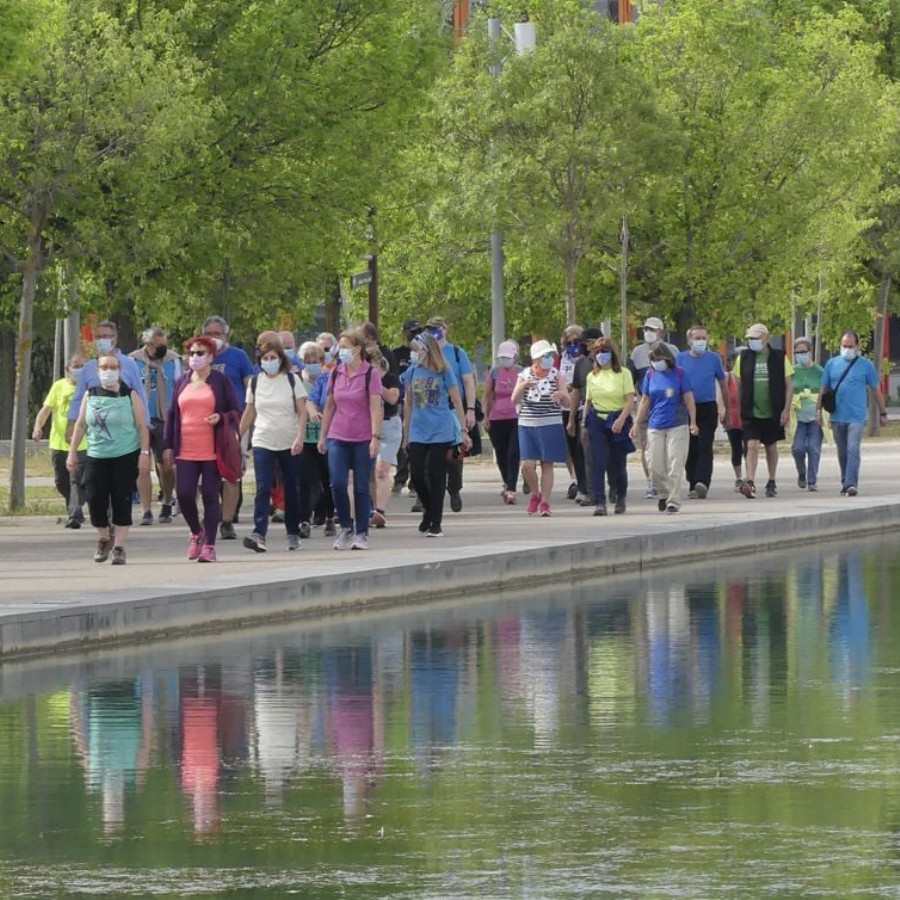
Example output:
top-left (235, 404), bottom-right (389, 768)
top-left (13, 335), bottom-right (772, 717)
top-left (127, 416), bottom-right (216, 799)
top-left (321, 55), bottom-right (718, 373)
top-left (32, 354), bottom-right (88, 527)
top-left (790, 336), bottom-right (824, 491)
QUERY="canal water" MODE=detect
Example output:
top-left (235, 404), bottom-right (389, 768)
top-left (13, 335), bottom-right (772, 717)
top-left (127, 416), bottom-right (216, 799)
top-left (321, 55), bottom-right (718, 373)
top-left (2, 537), bottom-right (900, 898)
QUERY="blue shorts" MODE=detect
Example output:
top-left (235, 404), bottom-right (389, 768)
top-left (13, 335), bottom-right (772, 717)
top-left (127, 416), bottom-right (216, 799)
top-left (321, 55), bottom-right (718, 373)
top-left (518, 423), bottom-right (568, 463)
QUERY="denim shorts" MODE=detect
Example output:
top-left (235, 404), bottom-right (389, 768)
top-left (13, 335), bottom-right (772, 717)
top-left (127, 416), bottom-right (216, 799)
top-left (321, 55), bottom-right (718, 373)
top-left (378, 416), bottom-right (402, 466)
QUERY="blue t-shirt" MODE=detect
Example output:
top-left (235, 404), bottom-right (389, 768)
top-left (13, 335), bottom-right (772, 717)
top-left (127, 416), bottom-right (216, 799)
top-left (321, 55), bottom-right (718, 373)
top-left (443, 343), bottom-right (473, 386)
top-left (404, 364), bottom-right (460, 443)
top-left (641, 367), bottom-right (693, 429)
top-left (822, 355), bottom-right (878, 423)
top-left (675, 350), bottom-right (725, 403)
top-left (210, 346), bottom-right (255, 412)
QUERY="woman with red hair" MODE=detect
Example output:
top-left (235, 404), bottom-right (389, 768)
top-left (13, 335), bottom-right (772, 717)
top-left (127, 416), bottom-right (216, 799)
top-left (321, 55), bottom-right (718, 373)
top-left (164, 335), bottom-right (240, 562)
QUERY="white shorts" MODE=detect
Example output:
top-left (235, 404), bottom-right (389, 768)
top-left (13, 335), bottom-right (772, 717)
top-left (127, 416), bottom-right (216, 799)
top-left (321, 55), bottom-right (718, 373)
top-left (378, 416), bottom-right (402, 466)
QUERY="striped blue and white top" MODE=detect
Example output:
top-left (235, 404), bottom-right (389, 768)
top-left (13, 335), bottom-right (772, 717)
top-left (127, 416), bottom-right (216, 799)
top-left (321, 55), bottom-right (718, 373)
top-left (517, 367), bottom-right (564, 428)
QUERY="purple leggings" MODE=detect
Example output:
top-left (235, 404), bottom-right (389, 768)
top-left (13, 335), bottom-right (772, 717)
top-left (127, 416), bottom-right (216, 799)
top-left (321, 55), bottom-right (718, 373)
top-left (176, 459), bottom-right (222, 544)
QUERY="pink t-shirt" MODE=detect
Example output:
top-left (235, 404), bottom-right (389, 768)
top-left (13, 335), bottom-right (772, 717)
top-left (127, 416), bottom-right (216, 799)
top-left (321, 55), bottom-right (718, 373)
top-left (327, 362), bottom-right (384, 443)
top-left (178, 382), bottom-right (216, 461)
top-left (487, 365), bottom-right (520, 421)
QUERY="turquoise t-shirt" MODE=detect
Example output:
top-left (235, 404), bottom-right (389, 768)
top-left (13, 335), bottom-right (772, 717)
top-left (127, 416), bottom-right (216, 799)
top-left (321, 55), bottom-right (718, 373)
top-left (85, 386), bottom-right (141, 459)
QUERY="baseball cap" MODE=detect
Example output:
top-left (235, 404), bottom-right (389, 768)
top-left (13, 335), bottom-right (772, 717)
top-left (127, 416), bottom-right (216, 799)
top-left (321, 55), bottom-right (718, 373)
top-left (498, 340), bottom-right (518, 358)
top-left (402, 319), bottom-right (422, 334)
top-left (643, 317), bottom-right (665, 331)
top-left (745, 323), bottom-right (769, 339)
top-left (530, 339), bottom-right (557, 360)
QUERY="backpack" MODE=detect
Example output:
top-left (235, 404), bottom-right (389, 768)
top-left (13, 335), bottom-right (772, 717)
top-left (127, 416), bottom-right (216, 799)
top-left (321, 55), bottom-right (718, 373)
top-left (250, 370), bottom-right (299, 410)
top-left (330, 363), bottom-right (373, 395)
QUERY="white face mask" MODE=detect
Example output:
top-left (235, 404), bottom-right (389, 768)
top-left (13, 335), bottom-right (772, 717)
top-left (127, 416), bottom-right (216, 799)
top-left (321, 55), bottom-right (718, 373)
top-left (840, 346), bottom-right (857, 360)
top-left (98, 369), bottom-right (119, 388)
top-left (409, 351), bottom-right (420, 365)
top-left (260, 358), bottom-right (281, 375)
top-left (691, 339), bottom-right (707, 353)
top-left (644, 330), bottom-right (658, 344)
top-left (748, 338), bottom-right (764, 353)
top-left (651, 359), bottom-right (668, 372)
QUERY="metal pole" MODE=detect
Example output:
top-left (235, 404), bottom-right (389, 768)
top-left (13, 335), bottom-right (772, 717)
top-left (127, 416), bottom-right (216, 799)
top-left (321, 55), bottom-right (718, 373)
top-left (620, 217), bottom-right (629, 355)
top-left (368, 253), bottom-right (378, 328)
top-left (489, 19), bottom-right (504, 356)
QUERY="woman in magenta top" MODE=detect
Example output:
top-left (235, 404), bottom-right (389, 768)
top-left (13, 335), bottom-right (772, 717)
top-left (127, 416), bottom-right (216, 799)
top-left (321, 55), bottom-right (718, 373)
top-left (483, 339), bottom-right (522, 505)
top-left (164, 335), bottom-right (239, 562)
top-left (317, 330), bottom-right (383, 550)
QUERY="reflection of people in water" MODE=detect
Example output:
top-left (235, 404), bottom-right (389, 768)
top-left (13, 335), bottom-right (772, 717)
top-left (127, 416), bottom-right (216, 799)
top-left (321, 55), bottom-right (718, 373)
top-left (180, 667), bottom-right (221, 838)
top-left (324, 645), bottom-right (384, 820)
top-left (829, 551), bottom-right (870, 692)
top-left (69, 674), bottom-right (154, 835)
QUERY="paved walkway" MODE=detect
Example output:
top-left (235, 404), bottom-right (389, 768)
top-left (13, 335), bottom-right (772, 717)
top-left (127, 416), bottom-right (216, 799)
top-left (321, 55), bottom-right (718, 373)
top-left (2, 441), bottom-right (900, 657)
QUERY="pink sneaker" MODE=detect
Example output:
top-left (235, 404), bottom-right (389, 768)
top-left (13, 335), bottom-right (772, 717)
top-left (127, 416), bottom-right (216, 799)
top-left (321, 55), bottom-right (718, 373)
top-left (197, 543), bottom-right (217, 563)
top-left (527, 493), bottom-right (542, 515)
top-left (539, 501), bottom-right (552, 517)
top-left (187, 530), bottom-right (204, 561)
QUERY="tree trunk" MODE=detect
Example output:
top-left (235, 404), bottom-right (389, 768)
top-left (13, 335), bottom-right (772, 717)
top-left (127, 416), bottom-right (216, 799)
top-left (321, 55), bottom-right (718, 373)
top-left (8, 226), bottom-right (44, 511)
top-left (869, 276), bottom-right (890, 436)
top-left (325, 275), bottom-right (341, 335)
top-left (564, 252), bottom-right (577, 327)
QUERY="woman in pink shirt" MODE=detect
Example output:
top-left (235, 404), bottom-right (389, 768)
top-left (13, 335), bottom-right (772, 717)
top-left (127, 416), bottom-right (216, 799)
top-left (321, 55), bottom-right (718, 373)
top-left (164, 336), bottom-right (240, 562)
top-left (483, 339), bottom-right (521, 505)
top-left (317, 330), bottom-right (383, 550)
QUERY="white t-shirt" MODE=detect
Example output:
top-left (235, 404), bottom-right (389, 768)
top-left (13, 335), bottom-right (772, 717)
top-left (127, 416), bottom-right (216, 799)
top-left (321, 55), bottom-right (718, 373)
top-left (246, 372), bottom-right (307, 451)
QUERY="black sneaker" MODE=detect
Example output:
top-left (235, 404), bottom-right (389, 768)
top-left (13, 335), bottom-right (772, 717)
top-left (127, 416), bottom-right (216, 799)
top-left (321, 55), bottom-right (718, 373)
top-left (426, 526), bottom-right (444, 538)
top-left (614, 498), bottom-right (626, 515)
top-left (658, 498), bottom-right (667, 512)
top-left (764, 480), bottom-right (777, 498)
top-left (158, 503), bottom-right (173, 524)
top-left (797, 473), bottom-right (807, 490)
top-left (140, 509), bottom-right (154, 526)
top-left (449, 491), bottom-right (462, 513)
top-left (299, 521), bottom-right (312, 539)
top-left (220, 521), bottom-right (237, 540)
top-left (65, 517), bottom-right (81, 530)
top-left (666, 504), bottom-right (679, 514)
top-left (418, 519), bottom-right (432, 534)
top-left (566, 482), bottom-right (578, 500)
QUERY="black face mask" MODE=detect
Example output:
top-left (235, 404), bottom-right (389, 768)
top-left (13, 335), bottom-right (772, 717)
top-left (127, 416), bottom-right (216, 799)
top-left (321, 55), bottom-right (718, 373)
top-left (152, 345), bottom-right (167, 360)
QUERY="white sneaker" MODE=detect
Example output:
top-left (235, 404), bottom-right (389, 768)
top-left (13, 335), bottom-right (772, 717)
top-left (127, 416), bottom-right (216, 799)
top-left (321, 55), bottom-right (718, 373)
top-left (287, 534), bottom-right (301, 551)
top-left (333, 528), bottom-right (354, 550)
top-left (644, 482), bottom-right (658, 499)
top-left (350, 533), bottom-right (369, 550)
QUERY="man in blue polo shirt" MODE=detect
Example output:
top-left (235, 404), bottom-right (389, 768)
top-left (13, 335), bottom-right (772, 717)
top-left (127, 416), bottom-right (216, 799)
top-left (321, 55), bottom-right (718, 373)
top-left (676, 324), bottom-right (729, 499)
top-left (817, 331), bottom-right (887, 496)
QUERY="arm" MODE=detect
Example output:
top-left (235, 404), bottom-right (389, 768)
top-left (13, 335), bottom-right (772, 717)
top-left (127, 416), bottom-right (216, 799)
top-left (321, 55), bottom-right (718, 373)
top-left (368, 393), bottom-right (383, 459)
top-left (292, 396), bottom-right (308, 455)
top-left (32, 403), bottom-right (53, 441)
top-left (462, 372), bottom-right (476, 430)
top-left (317, 394), bottom-right (336, 453)
top-left (239, 401), bottom-right (256, 437)
top-left (449, 385), bottom-right (472, 449)
top-left (402, 387), bottom-right (412, 449)
top-left (510, 373), bottom-right (529, 406)
top-left (66, 395), bottom-right (90, 469)
top-left (482, 372), bottom-right (494, 428)
top-left (684, 391), bottom-right (699, 434)
top-left (717, 375), bottom-right (729, 424)
top-left (567, 387), bottom-right (581, 435)
top-left (554, 373), bottom-right (570, 409)
top-left (629, 395), bottom-right (650, 439)
top-left (382, 382), bottom-right (400, 406)
top-left (132, 391), bottom-right (151, 475)
top-left (780, 377), bottom-right (793, 426)
top-left (612, 393), bottom-right (635, 434)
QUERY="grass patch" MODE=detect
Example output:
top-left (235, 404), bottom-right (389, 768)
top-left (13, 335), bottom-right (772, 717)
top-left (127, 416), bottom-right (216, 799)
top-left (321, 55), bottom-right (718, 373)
top-left (0, 486), bottom-right (66, 517)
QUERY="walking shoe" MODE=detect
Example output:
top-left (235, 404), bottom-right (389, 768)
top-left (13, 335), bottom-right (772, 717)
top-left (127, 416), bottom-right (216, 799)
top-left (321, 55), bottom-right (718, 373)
top-left (797, 473), bottom-right (807, 489)
top-left (764, 480), bottom-right (777, 498)
top-left (846, 485), bottom-right (858, 496)
top-left (411, 498), bottom-right (424, 513)
top-left (527, 493), bottom-right (542, 515)
top-left (666, 504), bottom-right (680, 514)
top-left (313, 511), bottom-right (326, 527)
top-left (614, 498), bottom-right (626, 515)
top-left (426, 526), bottom-right (444, 537)
top-left (243, 533), bottom-right (267, 553)
top-left (287, 534), bottom-right (301, 551)
top-left (695, 483), bottom-right (708, 499)
top-left (739, 480), bottom-right (756, 499)
top-left (658, 498), bottom-right (667, 512)
top-left (271, 508), bottom-right (285, 523)
top-left (65, 517), bottom-right (81, 529)
top-left (350, 533), bottom-right (369, 550)
top-left (333, 528), bottom-right (354, 550)
top-left (198, 543), bottom-right (217, 563)
top-left (158, 503), bottom-right (173, 524)
top-left (449, 491), bottom-right (462, 513)
top-left (299, 521), bottom-right (311, 539)
top-left (539, 501), bottom-right (552, 517)
top-left (574, 491), bottom-right (588, 505)
top-left (93, 537), bottom-right (112, 563)
top-left (688, 489), bottom-right (699, 500)
top-left (140, 510), bottom-right (154, 526)
top-left (110, 546), bottom-right (126, 565)
top-left (808, 483), bottom-right (818, 492)
top-left (593, 503), bottom-right (608, 516)
top-left (170, 498), bottom-right (179, 518)
top-left (578, 494), bottom-right (594, 507)
top-left (418, 518), bottom-right (432, 534)
top-left (644, 482), bottom-right (658, 500)
top-left (840, 485), bottom-right (848, 495)
top-left (566, 481), bottom-right (578, 500)
top-left (220, 521), bottom-right (237, 540)
top-left (187, 531), bottom-right (204, 560)
top-left (371, 508), bottom-right (387, 528)
top-left (734, 478), bottom-right (743, 493)
top-left (391, 482), bottom-right (403, 495)
top-left (323, 517), bottom-right (337, 537)
top-left (608, 487), bottom-right (618, 505)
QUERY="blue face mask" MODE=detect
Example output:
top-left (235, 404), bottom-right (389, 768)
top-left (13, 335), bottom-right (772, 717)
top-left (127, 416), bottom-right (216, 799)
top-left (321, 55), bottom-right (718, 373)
top-left (497, 356), bottom-right (515, 368)
top-left (305, 363), bottom-right (322, 378)
top-left (748, 338), bottom-right (764, 353)
top-left (260, 358), bottom-right (281, 376)
top-left (70, 367), bottom-right (84, 382)
top-left (691, 339), bottom-right (707, 353)
top-left (428, 328), bottom-right (445, 342)
top-left (651, 359), bottom-right (668, 372)
top-left (565, 344), bottom-right (582, 358)
top-left (597, 351), bottom-right (612, 367)
top-left (795, 352), bottom-right (810, 366)
top-left (95, 338), bottom-right (114, 354)
top-left (323, 349), bottom-right (334, 364)
top-left (338, 347), bottom-right (355, 365)
top-left (540, 354), bottom-right (555, 369)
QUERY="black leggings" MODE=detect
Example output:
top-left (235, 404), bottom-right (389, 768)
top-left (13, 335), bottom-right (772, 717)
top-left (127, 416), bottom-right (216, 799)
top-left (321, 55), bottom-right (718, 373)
top-left (409, 442), bottom-right (452, 529)
top-left (176, 459), bottom-right (222, 543)
top-left (85, 451), bottom-right (139, 528)
top-left (299, 442), bottom-right (334, 522)
top-left (488, 418), bottom-right (520, 492)
top-left (563, 411), bottom-right (586, 491)
top-left (727, 428), bottom-right (746, 469)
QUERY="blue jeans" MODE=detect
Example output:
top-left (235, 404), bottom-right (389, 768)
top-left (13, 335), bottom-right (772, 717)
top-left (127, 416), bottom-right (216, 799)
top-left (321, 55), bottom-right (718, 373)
top-left (831, 421), bottom-right (865, 489)
top-left (327, 438), bottom-right (373, 534)
top-left (585, 408), bottom-right (630, 504)
top-left (791, 420), bottom-right (823, 485)
top-left (253, 447), bottom-right (302, 537)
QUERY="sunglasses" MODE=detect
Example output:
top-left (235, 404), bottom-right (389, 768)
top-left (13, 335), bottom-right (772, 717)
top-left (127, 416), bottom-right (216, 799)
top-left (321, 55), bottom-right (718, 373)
top-left (188, 350), bottom-right (207, 357)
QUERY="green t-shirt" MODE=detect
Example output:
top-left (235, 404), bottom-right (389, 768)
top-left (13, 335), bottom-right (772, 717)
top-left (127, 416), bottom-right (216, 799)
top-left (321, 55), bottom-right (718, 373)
top-left (793, 363), bottom-right (824, 422)
top-left (733, 350), bottom-right (794, 419)
top-left (85, 388), bottom-right (141, 459)
top-left (44, 378), bottom-right (87, 451)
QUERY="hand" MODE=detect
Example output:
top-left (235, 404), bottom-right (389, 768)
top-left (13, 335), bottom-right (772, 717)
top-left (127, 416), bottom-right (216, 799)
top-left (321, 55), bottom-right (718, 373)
top-left (291, 437), bottom-right (304, 456)
top-left (163, 449), bottom-right (174, 467)
top-left (317, 438), bottom-right (327, 455)
top-left (566, 420), bottom-right (576, 437)
top-left (780, 409), bottom-right (789, 427)
top-left (465, 409), bottom-right (476, 430)
top-left (138, 453), bottom-right (151, 472)
top-left (308, 408), bottom-right (322, 423)
top-left (369, 436), bottom-right (380, 459)
top-left (629, 425), bottom-right (639, 440)
top-left (719, 412), bottom-right (727, 426)
top-left (482, 418), bottom-right (491, 432)
top-left (65, 453), bottom-right (77, 473)
top-left (31, 426), bottom-right (42, 441)
top-left (462, 432), bottom-right (473, 450)
top-left (580, 427), bottom-right (588, 447)
top-left (611, 418), bottom-right (624, 435)
top-left (689, 423), bottom-right (699, 436)
top-left (205, 412), bottom-right (221, 426)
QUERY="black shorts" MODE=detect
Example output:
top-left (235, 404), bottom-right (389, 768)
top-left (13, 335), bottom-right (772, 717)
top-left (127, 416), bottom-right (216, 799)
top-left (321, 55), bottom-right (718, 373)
top-left (149, 419), bottom-right (166, 457)
top-left (742, 417), bottom-right (784, 446)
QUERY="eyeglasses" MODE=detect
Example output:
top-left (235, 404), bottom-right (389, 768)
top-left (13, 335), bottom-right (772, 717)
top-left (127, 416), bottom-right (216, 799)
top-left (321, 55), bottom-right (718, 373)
top-left (189, 350), bottom-right (207, 357)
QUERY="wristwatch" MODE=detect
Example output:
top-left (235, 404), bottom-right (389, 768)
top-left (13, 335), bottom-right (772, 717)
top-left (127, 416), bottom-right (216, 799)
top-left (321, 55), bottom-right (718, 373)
top-left (140, 450), bottom-right (150, 455)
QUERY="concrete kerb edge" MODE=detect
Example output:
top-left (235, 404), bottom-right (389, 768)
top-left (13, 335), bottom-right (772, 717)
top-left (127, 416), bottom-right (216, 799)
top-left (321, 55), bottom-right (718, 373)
top-left (2, 502), bottom-right (899, 660)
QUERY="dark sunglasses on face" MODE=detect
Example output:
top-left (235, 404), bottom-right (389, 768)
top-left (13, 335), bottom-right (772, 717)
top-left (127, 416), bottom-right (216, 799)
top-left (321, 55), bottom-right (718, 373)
top-left (189, 350), bottom-right (207, 357)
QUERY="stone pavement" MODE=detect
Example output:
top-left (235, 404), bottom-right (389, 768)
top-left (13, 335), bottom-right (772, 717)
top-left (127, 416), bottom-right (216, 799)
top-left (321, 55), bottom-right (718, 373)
top-left (2, 441), bottom-right (900, 658)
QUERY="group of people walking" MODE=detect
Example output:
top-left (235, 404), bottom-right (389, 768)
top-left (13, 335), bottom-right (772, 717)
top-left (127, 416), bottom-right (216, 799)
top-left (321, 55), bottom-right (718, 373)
top-left (34, 313), bottom-right (888, 564)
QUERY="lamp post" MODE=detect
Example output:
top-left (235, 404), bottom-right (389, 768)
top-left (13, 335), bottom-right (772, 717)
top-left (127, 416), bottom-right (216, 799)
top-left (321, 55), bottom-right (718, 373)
top-left (488, 17), bottom-right (536, 358)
